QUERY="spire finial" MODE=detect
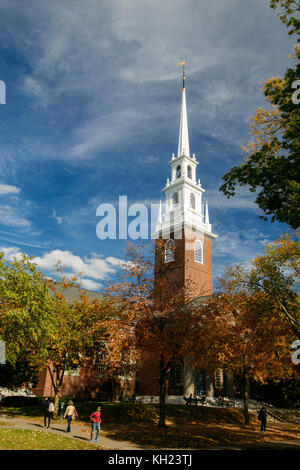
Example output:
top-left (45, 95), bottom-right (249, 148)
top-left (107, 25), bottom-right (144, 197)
top-left (177, 61), bottom-right (190, 157)
top-left (177, 60), bottom-right (186, 89)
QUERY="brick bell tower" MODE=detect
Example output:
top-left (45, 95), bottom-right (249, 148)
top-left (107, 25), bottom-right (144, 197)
top-left (155, 63), bottom-right (217, 300)
top-left (136, 65), bottom-right (219, 398)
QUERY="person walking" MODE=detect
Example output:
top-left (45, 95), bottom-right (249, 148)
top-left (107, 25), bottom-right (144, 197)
top-left (47, 400), bottom-right (55, 429)
top-left (63, 400), bottom-right (78, 433)
top-left (258, 406), bottom-right (267, 432)
top-left (90, 406), bottom-right (102, 442)
top-left (43, 397), bottom-right (51, 428)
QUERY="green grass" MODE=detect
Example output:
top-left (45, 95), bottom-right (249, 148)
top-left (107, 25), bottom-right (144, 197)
top-left (0, 429), bottom-right (100, 450)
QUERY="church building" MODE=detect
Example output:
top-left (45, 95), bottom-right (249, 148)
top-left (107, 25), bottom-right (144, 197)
top-left (33, 66), bottom-right (234, 401)
top-left (135, 65), bottom-right (234, 400)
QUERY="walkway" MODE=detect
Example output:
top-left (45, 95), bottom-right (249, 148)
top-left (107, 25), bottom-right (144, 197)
top-left (0, 414), bottom-right (146, 450)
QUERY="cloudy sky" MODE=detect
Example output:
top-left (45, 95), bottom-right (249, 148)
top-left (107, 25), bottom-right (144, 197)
top-left (0, 0), bottom-right (295, 290)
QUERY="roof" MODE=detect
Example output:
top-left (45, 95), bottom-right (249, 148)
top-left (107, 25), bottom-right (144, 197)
top-left (49, 283), bottom-right (105, 304)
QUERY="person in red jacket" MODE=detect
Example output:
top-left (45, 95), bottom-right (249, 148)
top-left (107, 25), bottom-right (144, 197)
top-left (90, 406), bottom-right (101, 442)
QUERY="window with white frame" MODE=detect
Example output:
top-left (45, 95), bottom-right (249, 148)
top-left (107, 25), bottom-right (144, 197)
top-left (176, 165), bottom-right (181, 178)
top-left (194, 240), bottom-right (203, 263)
top-left (187, 165), bottom-right (192, 179)
top-left (190, 193), bottom-right (195, 209)
top-left (172, 192), bottom-right (179, 206)
top-left (165, 239), bottom-right (175, 262)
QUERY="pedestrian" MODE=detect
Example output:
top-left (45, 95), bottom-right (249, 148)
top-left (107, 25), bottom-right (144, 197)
top-left (47, 400), bottom-right (55, 428)
top-left (90, 406), bottom-right (102, 443)
top-left (258, 406), bottom-right (267, 432)
top-left (63, 400), bottom-right (78, 433)
top-left (43, 397), bottom-right (51, 428)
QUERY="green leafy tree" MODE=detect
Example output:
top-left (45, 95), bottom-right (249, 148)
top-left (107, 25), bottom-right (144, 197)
top-left (270, 0), bottom-right (300, 37)
top-left (0, 253), bottom-right (111, 413)
top-left (220, 1), bottom-right (300, 228)
top-left (0, 253), bottom-right (56, 368)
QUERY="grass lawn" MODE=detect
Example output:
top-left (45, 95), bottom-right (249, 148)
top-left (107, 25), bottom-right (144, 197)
top-left (0, 429), bottom-right (99, 450)
top-left (1, 402), bottom-right (300, 449)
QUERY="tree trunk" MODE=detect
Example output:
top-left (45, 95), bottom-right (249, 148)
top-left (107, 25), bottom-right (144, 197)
top-left (241, 367), bottom-right (250, 425)
top-left (47, 365), bottom-right (63, 418)
top-left (158, 358), bottom-right (167, 428)
top-left (54, 391), bottom-right (60, 418)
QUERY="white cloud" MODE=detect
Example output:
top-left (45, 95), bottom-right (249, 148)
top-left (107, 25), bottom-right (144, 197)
top-left (33, 249), bottom-right (120, 280)
top-left (70, 109), bottom-right (145, 158)
top-left (205, 188), bottom-right (259, 212)
top-left (212, 228), bottom-right (272, 280)
top-left (0, 205), bottom-right (31, 228)
top-left (52, 211), bottom-right (63, 224)
top-left (0, 245), bottom-right (125, 292)
top-left (79, 278), bottom-right (102, 291)
top-left (0, 246), bottom-right (23, 261)
top-left (0, 184), bottom-right (21, 195)
top-left (1, 0), bottom-right (293, 165)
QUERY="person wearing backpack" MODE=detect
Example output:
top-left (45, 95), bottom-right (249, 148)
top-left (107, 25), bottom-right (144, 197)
top-left (64, 400), bottom-right (78, 433)
top-left (89, 406), bottom-right (101, 442)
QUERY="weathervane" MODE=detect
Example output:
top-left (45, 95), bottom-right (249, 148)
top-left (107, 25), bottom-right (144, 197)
top-left (177, 60), bottom-right (186, 89)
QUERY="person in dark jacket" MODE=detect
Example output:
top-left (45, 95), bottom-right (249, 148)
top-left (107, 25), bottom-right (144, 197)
top-left (258, 406), bottom-right (267, 432)
top-left (43, 397), bottom-right (51, 428)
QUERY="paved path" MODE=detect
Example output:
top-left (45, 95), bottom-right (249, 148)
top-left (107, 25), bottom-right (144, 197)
top-left (0, 414), bottom-right (147, 450)
top-left (1, 414), bottom-right (300, 451)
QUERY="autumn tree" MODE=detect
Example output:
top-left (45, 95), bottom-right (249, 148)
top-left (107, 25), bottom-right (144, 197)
top-left (220, 0), bottom-right (300, 228)
top-left (0, 253), bottom-right (111, 413)
top-left (42, 280), bottom-right (112, 412)
top-left (223, 234), bottom-right (300, 338)
top-left (189, 234), bottom-right (300, 424)
top-left (103, 241), bottom-right (200, 428)
top-left (190, 287), bottom-right (296, 424)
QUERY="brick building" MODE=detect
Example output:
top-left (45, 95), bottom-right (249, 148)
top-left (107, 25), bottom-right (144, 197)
top-left (33, 67), bottom-right (234, 400)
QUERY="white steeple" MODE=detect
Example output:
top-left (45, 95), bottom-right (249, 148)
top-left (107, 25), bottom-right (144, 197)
top-left (177, 86), bottom-right (190, 157)
top-left (155, 64), bottom-right (216, 240)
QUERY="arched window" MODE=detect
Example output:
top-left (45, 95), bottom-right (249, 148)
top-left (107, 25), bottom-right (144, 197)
top-left (172, 192), bottom-right (179, 207)
top-left (194, 240), bottom-right (203, 264)
top-left (187, 165), bottom-right (192, 179)
top-left (165, 239), bottom-right (175, 262)
top-left (176, 165), bottom-right (181, 178)
top-left (190, 193), bottom-right (195, 209)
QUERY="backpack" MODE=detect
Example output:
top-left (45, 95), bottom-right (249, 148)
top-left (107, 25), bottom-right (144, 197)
top-left (49, 403), bottom-right (55, 413)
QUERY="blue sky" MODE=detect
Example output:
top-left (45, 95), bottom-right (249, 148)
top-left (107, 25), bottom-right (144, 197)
top-left (0, 0), bottom-right (295, 291)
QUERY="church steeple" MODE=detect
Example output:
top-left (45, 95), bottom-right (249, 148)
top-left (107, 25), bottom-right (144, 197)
top-left (156, 63), bottom-right (216, 241)
top-left (177, 61), bottom-right (190, 158)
